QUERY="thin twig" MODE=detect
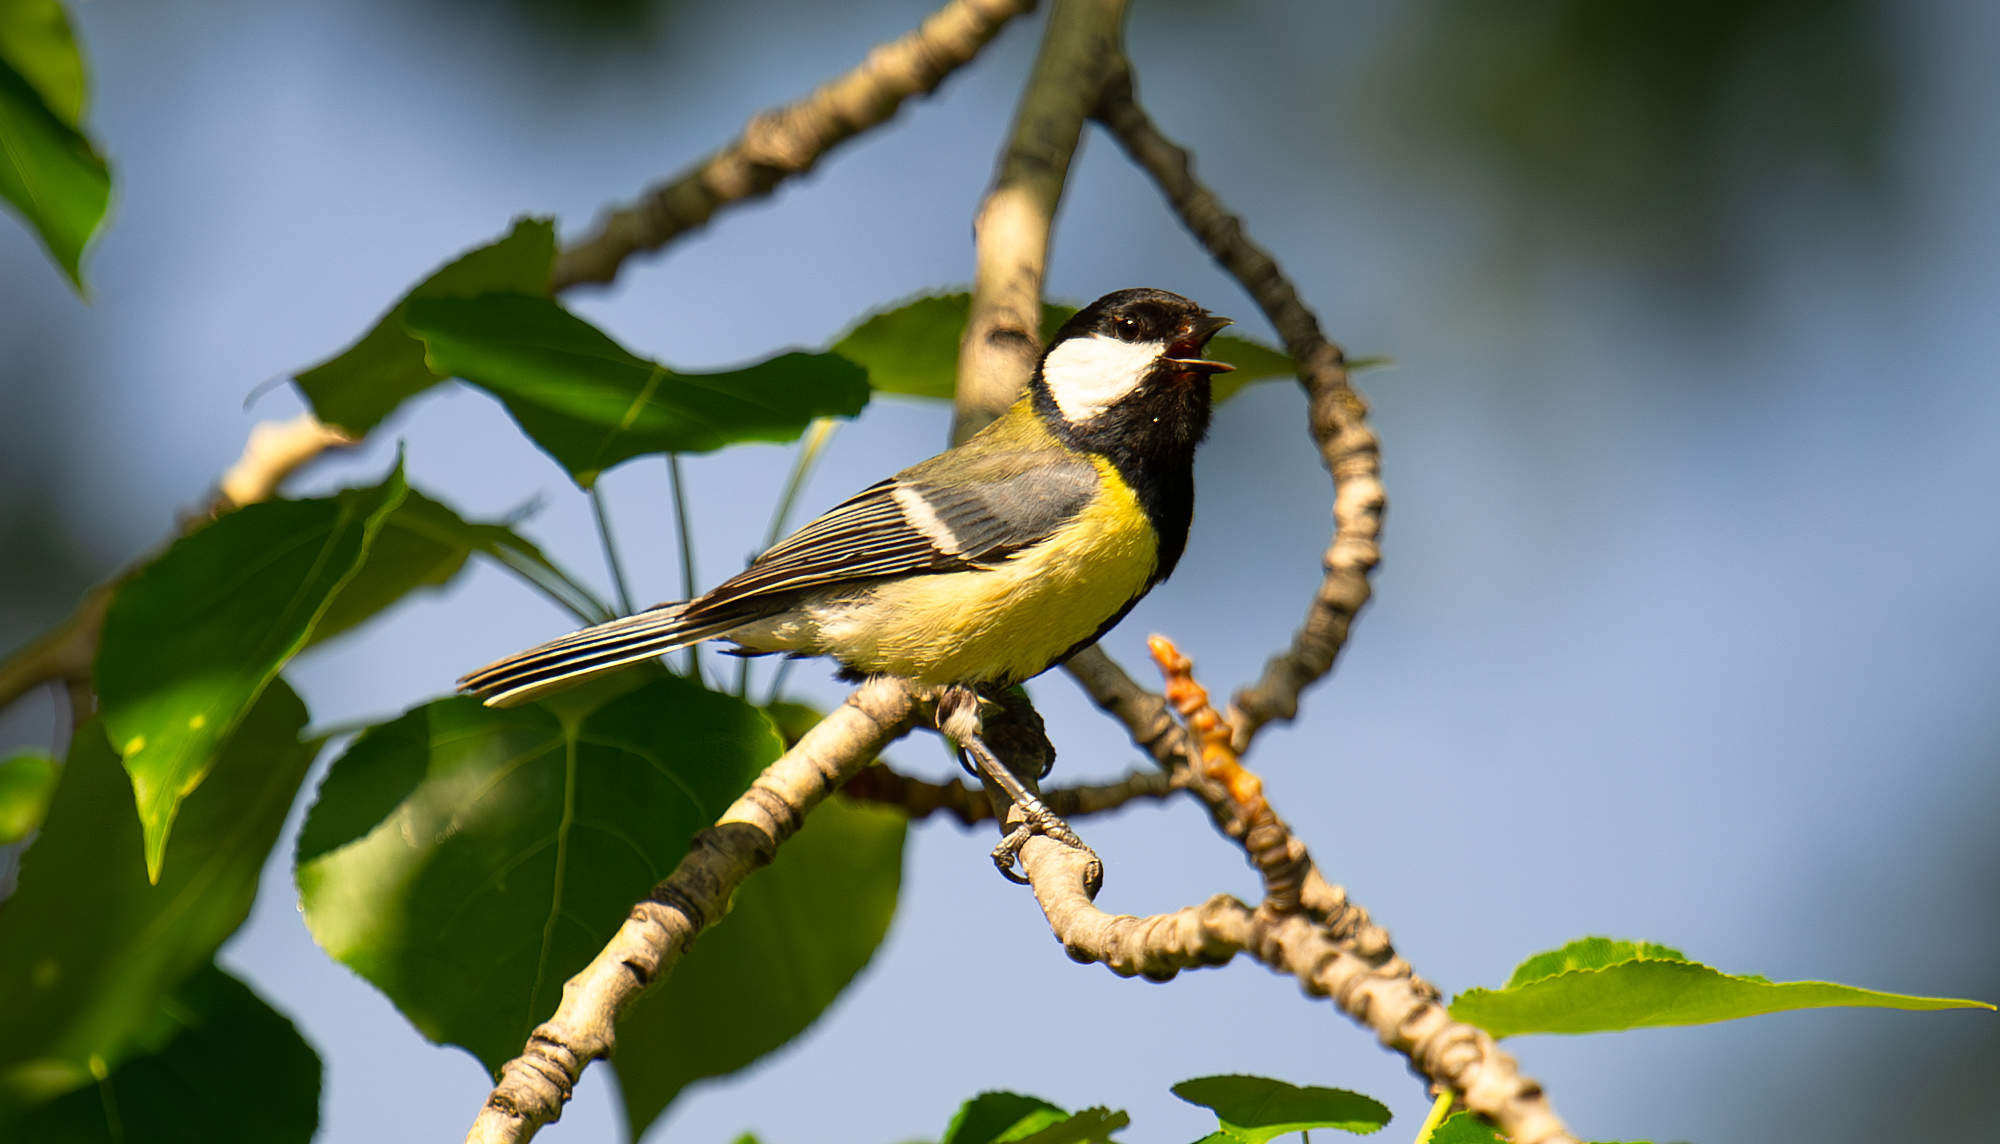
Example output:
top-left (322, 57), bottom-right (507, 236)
top-left (465, 678), bottom-right (919, 1144)
top-left (551, 0), bottom-right (1040, 291)
top-left (952, 0), bottom-right (1129, 441)
top-left (842, 760), bottom-right (1177, 826)
top-left (1093, 61), bottom-right (1385, 751)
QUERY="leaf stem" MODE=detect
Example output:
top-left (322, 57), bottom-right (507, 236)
top-left (1413, 1088), bottom-right (1453, 1144)
top-left (667, 454), bottom-right (702, 684)
top-left (588, 485), bottom-right (636, 617)
top-left (741, 418), bottom-right (838, 697)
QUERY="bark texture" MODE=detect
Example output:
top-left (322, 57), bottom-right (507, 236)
top-left (465, 679), bottom-right (917, 1144)
top-left (552, 0), bottom-right (1039, 291)
top-left (952, 0), bottom-right (1130, 440)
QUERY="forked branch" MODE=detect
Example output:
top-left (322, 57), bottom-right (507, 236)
top-left (1010, 642), bottom-right (1577, 1144)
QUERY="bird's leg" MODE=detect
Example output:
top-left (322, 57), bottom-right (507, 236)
top-left (936, 687), bottom-right (1101, 892)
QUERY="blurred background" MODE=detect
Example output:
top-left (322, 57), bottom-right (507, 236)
top-left (2, 0), bottom-right (1996, 1141)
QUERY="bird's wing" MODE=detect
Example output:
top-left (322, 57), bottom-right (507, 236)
top-left (691, 449), bottom-right (1100, 613)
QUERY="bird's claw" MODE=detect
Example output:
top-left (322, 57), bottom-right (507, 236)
top-left (990, 805), bottom-right (1102, 896)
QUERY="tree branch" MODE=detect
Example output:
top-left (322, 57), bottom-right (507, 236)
top-left (467, 678), bottom-right (918, 1144)
top-left (952, 0), bottom-right (1129, 441)
top-left (842, 759), bottom-right (1176, 826)
top-left (551, 0), bottom-right (1040, 292)
top-left (1006, 643), bottom-right (1579, 1144)
top-left (1092, 61), bottom-right (1385, 752)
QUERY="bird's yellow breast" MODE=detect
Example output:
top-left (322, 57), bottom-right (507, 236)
top-left (805, 455), bottom-right (1157, 686)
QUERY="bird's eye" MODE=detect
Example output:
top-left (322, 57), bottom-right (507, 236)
top-left (1115, 316), bottom-right (1142, 342)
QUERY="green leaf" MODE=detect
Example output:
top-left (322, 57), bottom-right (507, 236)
top-left (406, 293), bottom-right (870, 487)
top-left (0, 748), bottom-right (57, 843)
top-left (96, 465), bottom-right (406, 881)
top-left (11, 963), bottom-right (320, 1144)
top-left (1427, 1112), bottom-right (1505, 1144)
top-left (1170, 1075), bottom-right (1391, 1142)
top-left (0, 49), bottom-right (108, 290)
top-left (831, 292), bottom-right (971, 400)
top-left (830, 291), bottom-right (1294, 405)
top-left (293, 217), bottom-right (555, 436)
top-left (612, 793), bottom-right (905, 1137)
top-left (295, 673), bottom-right (778, 1072)
top-left (1450, 936), bottom-right (1997, 1038)
top-left (0, 683), bottom-right (319, 1125)
top-left (0, 0), bottom-right (85, 125)
top-left (308, 485), bottom-right (609, 644)
top-left (940, 1092), bottom-right (1125, 1144)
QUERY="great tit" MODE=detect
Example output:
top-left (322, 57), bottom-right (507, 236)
top-left (461, 288), bottom-right (1232, 708)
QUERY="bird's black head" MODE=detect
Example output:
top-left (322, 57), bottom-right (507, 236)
top-left (1029, 288), bottom-right (1231, 583)
top-left (1033, 288), bottom-right (1232, 439)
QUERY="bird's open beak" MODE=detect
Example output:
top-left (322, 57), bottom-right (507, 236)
top-left (1166, 314), bottom-right (1235, 373)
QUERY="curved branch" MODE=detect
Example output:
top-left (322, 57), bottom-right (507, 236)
top-left (1092, 61), bottom-right (1385, 752)
top-left (552, 0), bottom-right (1039, 292)
top-left (467, 678), bottom-right (918, 1144)
top-left (1009, 646), bottom-right (1578, 1144)
top-left (952, 0), bottom-right (1129, 441)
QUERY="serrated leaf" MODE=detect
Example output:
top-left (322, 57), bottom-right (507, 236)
top-left (0, 50), bottom-right (107, 290)
top-left (11, 963), bottom-right (320, 1143)
top-left (293, 217), bottom-right (555, 436)
top-left (295, 673), bottom-right (778, 1072)
top-left (96, 465), bottom-right (406, 880)
top-left (1170, 1075), bottom-right (1390, 1142)
top-left (1505, 937), bottom-right (1688, 989)
top-left (1451, 936), bottom-right (1996, 1037)
top-left (406, 294), bottom-right (870, 487)
top-left (0, 748), bottom-right (57, 843)
top-left (612, 794), bottom-right (905, 1138)
top-left (308, 485), bottom-right (609, 644)
top-left (0, 684), bottom-right (319, 1126)
top-left (830, 291), bottom-right (1294, 404)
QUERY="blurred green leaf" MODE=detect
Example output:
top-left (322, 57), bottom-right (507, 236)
top-left (0, 33), bottom-right (107, 289)
top-left (11, 962), bottom-right (320, 1144)
top-left (941, 1092), bottom-right (1126, 1144)
top-left (406, 294), bottom-right (870, 488)
top-left (612, 794), bottom-right (905, 1138)
top-left (293, 217), bottom-right (556, 436)
top-left (0, 684), bottom-right (318, 1125)
top-left (309, 485), bottom-right (610, 644)
top-left (0, 748), bottom-right (57, 843)
top-left (295, 673), bottom-right (777, 1072)
top-left (96, 465), bottom-right (406, 881)
top-left (1451, 936), bottom-right (1996, 1038)
top-left (1170, 1075), bottom-right (1390, 1142)
top-left (0, 0), bottom-right (84, 124)
top-left (831, 291), bottom-right (1294, 405)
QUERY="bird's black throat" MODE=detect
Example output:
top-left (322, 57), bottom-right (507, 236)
top-left (1029, 364), bottom-right (1212, 584)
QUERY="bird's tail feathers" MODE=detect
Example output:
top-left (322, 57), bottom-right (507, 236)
top-left (458, 603), bottom-right (740, 707)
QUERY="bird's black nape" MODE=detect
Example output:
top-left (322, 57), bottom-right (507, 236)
top-left (1031, 288), bottom-right (1227, 586)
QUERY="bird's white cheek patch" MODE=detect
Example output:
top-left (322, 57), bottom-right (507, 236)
top-left (1042, 334), bottom-right (1162, 424)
